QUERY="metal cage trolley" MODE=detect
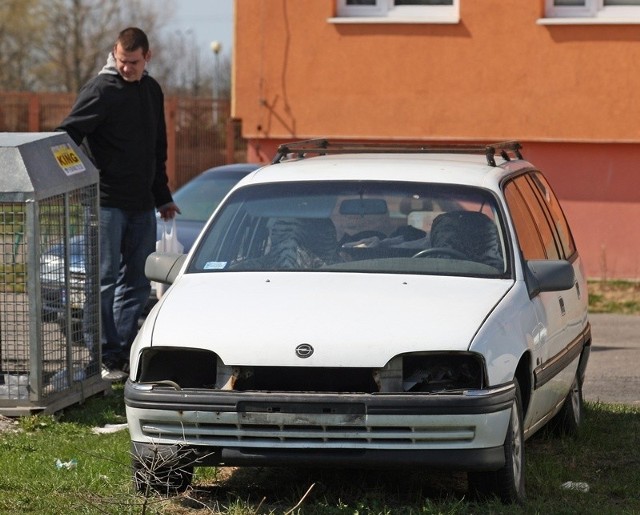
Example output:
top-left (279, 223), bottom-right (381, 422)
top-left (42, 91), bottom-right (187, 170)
top-left (0, 133), bottom-right (109, 416)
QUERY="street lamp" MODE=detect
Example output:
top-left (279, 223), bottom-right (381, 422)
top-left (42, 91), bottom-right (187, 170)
top-left (210, 41), bottom-right (222, 125)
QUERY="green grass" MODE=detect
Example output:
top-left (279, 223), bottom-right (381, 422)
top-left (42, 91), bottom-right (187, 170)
top-left (0, 281), bottom-right (636, 513)
top-left (0, 387), bottom-right (638, 514)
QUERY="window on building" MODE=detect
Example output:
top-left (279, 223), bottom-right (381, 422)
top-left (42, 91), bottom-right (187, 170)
top-left (335, 0), bottom-right (459, 23)
top-left (545, 0), bottom-right (640, 19)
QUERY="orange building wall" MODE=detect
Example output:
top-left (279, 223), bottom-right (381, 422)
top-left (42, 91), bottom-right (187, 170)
top-left (525, 142), bottom-right (640, 280)
top-left (234, 0), bottom-right (640, 143)
top-left (233, 0), bottom-right (640, 279)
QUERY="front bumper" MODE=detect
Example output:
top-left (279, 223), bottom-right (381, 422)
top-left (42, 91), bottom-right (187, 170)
top-left (125, 381), bottom-right (515, 470)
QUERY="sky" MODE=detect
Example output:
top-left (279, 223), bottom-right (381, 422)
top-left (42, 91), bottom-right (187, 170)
top-left (162, 0), bottom-right (234, 57)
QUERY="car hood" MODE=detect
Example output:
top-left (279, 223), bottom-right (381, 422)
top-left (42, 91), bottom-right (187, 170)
top-left (149, 272), bottom-right (513, 367)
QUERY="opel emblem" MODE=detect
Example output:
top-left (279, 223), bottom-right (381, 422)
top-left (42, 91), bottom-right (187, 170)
top-left (295, 343), bottom-right (314, 358)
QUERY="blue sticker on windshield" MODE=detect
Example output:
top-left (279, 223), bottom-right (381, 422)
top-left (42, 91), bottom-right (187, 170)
top-left (204, 261), bottom-right (227, 270)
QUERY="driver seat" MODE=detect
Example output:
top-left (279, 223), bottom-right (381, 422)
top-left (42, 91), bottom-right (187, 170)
top-left (429, 211), bottom-right (504, 270)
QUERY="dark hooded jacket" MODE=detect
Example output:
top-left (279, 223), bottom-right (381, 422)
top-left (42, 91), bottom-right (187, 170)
top-left (57, 53), bottom-right (173, 211)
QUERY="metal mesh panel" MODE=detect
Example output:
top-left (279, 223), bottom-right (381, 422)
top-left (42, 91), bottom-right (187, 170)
top-left (0, 133), bottom-right (108, 414)
top-left (0, 204), bottom-right (29, 399)
top-left (38, 185), bottom-right (100, 398)
top-left (0, 184), bottom-right (101, 408)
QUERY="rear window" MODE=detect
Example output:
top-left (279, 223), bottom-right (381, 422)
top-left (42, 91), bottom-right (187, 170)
top-left (189, 181), bottom-right (509, 278)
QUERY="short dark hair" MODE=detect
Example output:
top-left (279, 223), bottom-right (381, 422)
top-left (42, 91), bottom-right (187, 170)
top-left (116, 27), bottom-right (149, 54)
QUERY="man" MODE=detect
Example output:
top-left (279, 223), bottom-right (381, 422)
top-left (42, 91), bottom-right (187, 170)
top-left (58, 27), bottom-right (179, 379)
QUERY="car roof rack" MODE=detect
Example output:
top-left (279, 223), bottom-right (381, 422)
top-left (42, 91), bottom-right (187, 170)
top-left (272, 139), bottom-right (523, 167)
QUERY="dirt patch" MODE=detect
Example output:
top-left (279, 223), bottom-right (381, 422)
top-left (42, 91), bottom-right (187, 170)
top-left (0, 415), bottom-right (19, 434)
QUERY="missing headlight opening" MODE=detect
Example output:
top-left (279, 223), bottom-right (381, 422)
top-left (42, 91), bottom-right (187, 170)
top-left (401, 353), bottom-right (484, 392)
top-left (138, 349), bottom-right (483, 394)
top-left (138, 348), bottom-right (218, 388)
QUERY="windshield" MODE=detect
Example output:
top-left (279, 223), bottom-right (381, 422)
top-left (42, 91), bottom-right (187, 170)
top-left (189, 181), bottom-right (509, 277)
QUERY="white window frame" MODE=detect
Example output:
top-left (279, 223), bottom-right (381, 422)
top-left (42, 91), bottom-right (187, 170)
top-left (333, 0), bottom-right (460, 24)
top-left (544, 0), bottom-right (640, 20)
top-left (337, 0), bottom-right (388, 17)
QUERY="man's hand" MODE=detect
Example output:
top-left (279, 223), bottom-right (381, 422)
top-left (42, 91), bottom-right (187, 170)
top-left (158, 202), bottom-right (181, 221)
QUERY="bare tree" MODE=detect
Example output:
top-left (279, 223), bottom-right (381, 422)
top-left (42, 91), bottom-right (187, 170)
top-left (152, 28), bottom-right (206, 96)
top-left (0, 0), bottom-right (170, 92)
top-left (0, 0), bottom-right (47, 90)
top-left (0, 0), bottom-right (230, 97)
top-left (151, 29), bottom-right (230, 100)
top-left (33, 0), bottom-right (170, 92)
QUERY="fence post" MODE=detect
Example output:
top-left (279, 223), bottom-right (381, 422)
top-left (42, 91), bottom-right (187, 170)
top-left (28, 94), bottom-right (40, 132)
top-left (226, 117), bottom-right (237, 164)
top-left (165, 97), bottom-right (178, 191)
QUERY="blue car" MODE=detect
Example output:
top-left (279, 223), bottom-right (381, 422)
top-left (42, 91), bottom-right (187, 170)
top-left (40, 235), bottom-right (87, 339)
top-left (157, 163), bottom-right (261, 252)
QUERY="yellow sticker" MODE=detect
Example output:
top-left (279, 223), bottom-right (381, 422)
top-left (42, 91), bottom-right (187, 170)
top-left (52, 144), bottom-right (86, 176)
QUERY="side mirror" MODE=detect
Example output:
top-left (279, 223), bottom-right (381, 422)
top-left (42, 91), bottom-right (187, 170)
top-left (525, 259), bottom-right (575, 297)
top-left (145, 252), bottom-right (187, 285)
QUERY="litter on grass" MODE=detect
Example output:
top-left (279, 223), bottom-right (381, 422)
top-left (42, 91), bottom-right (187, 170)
top-left (91, 423), bottom-right (128, 435)
top-left (55, 458), bottom-right (78, 470)
top-left (561, 481), bottom-right (590, 493)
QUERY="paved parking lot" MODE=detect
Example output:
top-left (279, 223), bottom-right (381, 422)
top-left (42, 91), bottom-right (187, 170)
top-left (582, 313), bottom-right (640, 406)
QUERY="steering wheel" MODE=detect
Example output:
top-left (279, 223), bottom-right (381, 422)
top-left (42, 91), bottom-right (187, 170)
top-left (412, 247), bottom-right (468, 259)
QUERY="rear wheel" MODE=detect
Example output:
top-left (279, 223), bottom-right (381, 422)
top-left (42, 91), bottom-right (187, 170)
top-left (552, 372), bottom-right (583, 436)
top-left (468, 379), bottom-right (525, 504)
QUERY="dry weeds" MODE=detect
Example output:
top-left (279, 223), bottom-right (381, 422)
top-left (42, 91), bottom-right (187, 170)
top-left (588, 280), bottom-right (640, 314)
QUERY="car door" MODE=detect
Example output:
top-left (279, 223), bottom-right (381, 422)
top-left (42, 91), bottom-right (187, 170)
top-left (503, 174), bottom-right (580, 431)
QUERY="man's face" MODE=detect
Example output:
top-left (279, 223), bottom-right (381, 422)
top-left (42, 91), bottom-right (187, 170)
top-left (113, 43), bottom-right (148, 82)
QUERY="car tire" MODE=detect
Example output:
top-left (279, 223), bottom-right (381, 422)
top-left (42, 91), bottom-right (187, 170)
top-left (552, 372), bottom-right (583, 437)
top-left (132, 453), bottom-right (193, 496)
top-left (468, 378), bottom-right (525, 504)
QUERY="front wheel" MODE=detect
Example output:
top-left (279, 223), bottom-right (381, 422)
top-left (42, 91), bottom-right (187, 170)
top-left (468, 379), bottom-right (525, 504)
top-left (132, 449), bottom-right (193, 496)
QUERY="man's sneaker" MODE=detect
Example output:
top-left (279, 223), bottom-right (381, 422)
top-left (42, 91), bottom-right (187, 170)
top-left (101, 363), bottom-right (128, 382)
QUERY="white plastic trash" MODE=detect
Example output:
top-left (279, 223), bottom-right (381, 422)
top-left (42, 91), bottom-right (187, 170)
top-left (48, 367), bottom-right (86, 392)
top-left (561, 481), bottom-right (590, 493)
top-left (0, 375), bottom-right (29, 399)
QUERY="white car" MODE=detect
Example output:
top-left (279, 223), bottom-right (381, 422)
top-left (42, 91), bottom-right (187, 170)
top-left (126, 140), bottom-right (591, 503)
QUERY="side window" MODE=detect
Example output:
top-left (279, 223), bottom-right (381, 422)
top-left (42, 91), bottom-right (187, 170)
top-left (513, 176), bottom-right (561, 260)
top-left (528, 172), bottom-right (576, 259)
top-left (504, 181), bottom-right (546, 260)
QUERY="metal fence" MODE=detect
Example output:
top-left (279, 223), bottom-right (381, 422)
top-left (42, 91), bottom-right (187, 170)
top-left (0, 92), bottom-right (247, 191)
